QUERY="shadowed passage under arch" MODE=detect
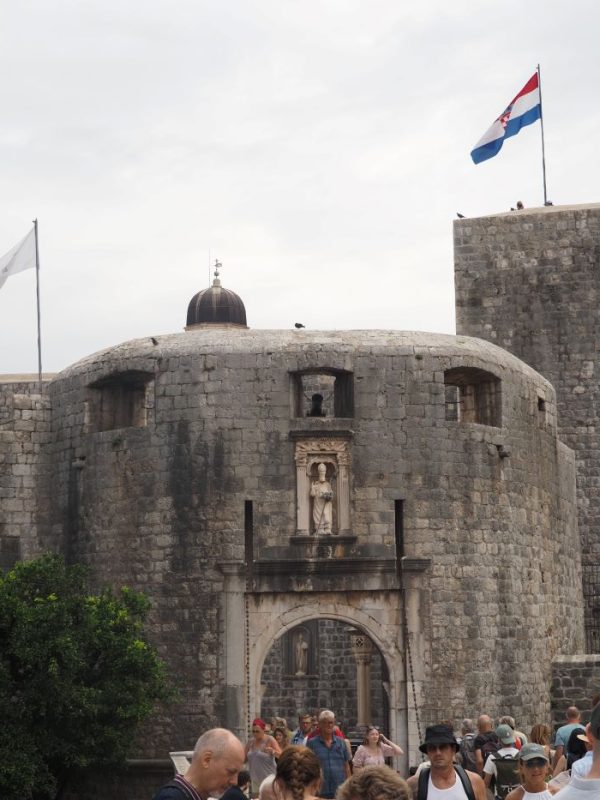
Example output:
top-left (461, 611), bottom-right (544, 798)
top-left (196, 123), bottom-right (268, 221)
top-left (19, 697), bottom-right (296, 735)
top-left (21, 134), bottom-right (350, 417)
top-left (259, 619), bottom-right (390, 735)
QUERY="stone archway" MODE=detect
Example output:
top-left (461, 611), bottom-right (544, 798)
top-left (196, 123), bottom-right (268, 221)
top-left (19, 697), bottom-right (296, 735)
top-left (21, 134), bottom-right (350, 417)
top-left (246, 593), bottom-right (411, 770)
top-left (259, 619), bottom-right (390, 735)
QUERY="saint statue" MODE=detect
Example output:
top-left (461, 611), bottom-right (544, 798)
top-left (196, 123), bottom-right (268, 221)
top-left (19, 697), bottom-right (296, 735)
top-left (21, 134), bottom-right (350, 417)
top-left (294, 631), bottom-right (309, 676)
top-left (310, 462), bottom-right (333, 535)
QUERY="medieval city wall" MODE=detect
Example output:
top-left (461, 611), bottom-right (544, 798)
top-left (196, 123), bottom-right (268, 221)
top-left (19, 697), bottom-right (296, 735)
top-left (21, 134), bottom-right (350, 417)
top-left (0, 377), bottom-right (51, 567)
top-left (551, 654), bottom-right (600, 728)
top-left (454, 203), bottom-right (600, 648)
top-left (31, 327), bottom-right (583, 776)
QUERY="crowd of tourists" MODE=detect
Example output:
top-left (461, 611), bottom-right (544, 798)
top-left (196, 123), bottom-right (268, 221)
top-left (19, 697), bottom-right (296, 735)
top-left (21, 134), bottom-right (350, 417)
top-left (152, 702), bottom-right (600, 800)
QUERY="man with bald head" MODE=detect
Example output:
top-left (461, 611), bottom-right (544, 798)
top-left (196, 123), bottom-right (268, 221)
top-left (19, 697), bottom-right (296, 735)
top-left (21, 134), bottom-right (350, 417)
top-left (554, 703), bottom-right (600, 798)
top-left (153, 728), bottom-right (245, 800)
top-left (473, 715), bottom-right (500, 776)
top-left (553, 706), bottom-right (583, 769)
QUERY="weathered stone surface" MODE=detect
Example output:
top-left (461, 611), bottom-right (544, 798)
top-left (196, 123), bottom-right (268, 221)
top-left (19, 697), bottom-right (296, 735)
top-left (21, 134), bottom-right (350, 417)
top-left (551, 655), bottom-right (600, 726)
top-left (0, 328), bottom-right (583, 773)
top-left (454, 202), bottom-right (600, 646)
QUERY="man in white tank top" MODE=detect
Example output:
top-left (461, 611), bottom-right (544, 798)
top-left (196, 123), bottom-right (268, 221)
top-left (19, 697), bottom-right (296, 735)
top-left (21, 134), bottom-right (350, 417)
top-left (407, 725), bottom-right (487, 800)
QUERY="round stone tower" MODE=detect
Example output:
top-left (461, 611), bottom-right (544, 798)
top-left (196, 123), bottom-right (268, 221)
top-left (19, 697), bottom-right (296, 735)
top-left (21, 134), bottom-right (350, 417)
top-left (41, 314), bottom-right (583, 772)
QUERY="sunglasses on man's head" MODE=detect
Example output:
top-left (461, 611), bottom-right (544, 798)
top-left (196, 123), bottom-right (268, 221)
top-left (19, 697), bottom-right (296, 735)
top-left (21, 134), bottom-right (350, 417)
top-left (523, 759), bottom-right (547, 768)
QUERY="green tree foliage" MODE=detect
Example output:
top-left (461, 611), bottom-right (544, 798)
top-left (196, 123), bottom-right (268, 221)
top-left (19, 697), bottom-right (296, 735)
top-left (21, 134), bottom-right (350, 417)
top-left (0, 554), bottom-right (173, 800)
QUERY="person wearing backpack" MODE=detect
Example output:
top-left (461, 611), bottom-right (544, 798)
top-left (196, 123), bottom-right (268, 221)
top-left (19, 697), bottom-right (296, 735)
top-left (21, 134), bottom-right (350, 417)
top-left (459, 719), bottom-right (478, 774)
top-left (406, 724), bottom-right (486, 800)
top-left (552, 706), bottom-right (582, 769)
top-left (474, 715), bottom-right (501, 775)
top-left (483, 725), bottom-right (520, 800)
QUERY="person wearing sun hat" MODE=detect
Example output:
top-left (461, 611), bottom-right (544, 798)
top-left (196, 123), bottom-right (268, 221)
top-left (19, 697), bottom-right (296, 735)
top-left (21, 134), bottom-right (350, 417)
top-left (570, 730), bottom-right (594, 779)
top-left (552, 703), bottom-right (600, 799)
top-left (407, 725), bottom-right (486, 800)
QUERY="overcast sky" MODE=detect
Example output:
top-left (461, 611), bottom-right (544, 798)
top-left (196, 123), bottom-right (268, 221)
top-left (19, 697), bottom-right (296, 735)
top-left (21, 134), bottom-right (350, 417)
top-left (1, 1), bottom-right (598, 374)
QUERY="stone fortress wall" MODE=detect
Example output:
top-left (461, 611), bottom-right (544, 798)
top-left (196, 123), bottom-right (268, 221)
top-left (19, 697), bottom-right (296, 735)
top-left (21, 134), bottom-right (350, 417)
top-left (0, 328), bottom-right (583, 777)
top-left (4, 203), bottom-right (600, 798)
top-left (0, 377), bottom-right (51, 568)
top-left (454, 202), bottom-right (600, 652)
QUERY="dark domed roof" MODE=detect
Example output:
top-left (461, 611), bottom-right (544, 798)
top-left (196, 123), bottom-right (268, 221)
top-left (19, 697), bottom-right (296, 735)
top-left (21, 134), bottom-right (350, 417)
top-left (185, 271), bottom-right (247, 329)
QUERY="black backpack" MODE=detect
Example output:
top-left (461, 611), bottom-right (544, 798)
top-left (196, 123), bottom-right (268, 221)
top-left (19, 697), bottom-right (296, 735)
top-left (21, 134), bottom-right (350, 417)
top-left (417, 765), bottom-right (476, 800)
top-left (493, 753), bottom-right (521, 800)
top-left (565, 726), bottom-right (587, 770)
top-left (459, 734), bottom-right (478, 773)
top-left (479, 732), bottom-right (502, 766)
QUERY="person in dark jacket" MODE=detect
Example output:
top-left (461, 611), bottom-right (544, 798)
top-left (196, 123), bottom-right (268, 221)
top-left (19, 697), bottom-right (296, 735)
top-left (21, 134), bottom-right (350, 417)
top-left (221, 770), bottom-right (250, 800)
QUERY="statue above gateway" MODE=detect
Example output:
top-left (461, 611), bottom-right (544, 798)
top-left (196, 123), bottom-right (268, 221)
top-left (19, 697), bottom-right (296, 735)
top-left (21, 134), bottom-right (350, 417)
top-left (310, 462), bottom-right (334, 535)
top-left (294, 438), bottom-right (351, 537)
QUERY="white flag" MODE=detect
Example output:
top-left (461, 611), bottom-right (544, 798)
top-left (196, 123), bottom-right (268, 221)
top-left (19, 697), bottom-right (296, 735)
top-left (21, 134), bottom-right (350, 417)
top-left (0, 227), bottom-right (36, 290)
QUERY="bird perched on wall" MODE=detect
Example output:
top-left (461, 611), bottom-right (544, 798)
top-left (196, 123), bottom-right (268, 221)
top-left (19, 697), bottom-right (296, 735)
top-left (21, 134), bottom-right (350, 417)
top-left (456, 212), bottom-right (466, 219)
top-left (294, 323), bottom-right (305, 329)
top-left (150, 337), bottom-right (159, 345)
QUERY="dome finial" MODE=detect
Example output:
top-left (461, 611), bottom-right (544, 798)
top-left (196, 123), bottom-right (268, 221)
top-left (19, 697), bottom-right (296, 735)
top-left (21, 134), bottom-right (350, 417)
top-left (213, 259), bottom-right (222, 287)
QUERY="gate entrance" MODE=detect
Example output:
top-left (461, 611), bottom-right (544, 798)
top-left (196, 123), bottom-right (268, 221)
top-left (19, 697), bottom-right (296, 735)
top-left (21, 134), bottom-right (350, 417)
top-left (260, 619), bottom-right (390, 736)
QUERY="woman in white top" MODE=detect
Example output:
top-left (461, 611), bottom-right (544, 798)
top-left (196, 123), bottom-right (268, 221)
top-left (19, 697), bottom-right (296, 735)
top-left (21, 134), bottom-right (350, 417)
top-left (352, 726), bottom-right (403, 772)
top-left (505, 743), bottom-right (558, 800)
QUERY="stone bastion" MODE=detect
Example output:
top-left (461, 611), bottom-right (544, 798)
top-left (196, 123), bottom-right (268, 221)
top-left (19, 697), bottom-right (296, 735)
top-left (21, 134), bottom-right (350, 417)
top-left (0, 327), bottom-right (584, 785)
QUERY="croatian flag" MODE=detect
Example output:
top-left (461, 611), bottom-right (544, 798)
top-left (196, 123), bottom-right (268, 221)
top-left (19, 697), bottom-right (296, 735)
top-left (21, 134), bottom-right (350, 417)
top-left (471, 72), bottom-right (541, 164)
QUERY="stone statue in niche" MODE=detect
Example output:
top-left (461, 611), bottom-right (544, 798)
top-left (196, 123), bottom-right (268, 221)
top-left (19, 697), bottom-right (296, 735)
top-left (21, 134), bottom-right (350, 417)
top-left (311, 462), bottom-right (333, 535)
top-left (294, 438), bottom-right (350, 537)
top-left (294, 631), bottom-right (309, 676)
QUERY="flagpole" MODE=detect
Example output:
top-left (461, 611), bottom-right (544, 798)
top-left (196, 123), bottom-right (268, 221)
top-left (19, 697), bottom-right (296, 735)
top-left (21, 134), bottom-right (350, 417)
top-left (33, 219), bottom-right (43, 393)
top-left (537, 64), bottom-right (549, 206)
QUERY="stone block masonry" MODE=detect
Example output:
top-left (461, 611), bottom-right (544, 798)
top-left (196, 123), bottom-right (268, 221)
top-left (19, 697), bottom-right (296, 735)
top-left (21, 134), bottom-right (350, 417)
top-left (454, 203), bottom-right (600, 649)
top-left (0, 324), bottom-right (586, 798)
top-left (551, 655), bottom-right (600, 728)
top-left (0, 377), bottom-right (52, 567)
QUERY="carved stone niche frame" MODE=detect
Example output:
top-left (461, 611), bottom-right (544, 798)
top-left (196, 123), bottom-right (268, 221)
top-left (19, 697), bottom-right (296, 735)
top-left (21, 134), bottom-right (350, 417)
top-left (294, 437), bottom-right (351, 536)
top-left (283, 621), bottom-right (318, 677)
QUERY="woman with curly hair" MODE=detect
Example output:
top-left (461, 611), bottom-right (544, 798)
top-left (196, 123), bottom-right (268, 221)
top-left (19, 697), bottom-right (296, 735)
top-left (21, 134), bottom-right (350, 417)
top-left (259, 745), bottom-right (321, 800)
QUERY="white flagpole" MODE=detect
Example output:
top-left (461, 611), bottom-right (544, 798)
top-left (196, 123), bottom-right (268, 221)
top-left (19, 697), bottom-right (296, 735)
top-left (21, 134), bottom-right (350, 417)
top-left (537, 64), bottom-right (549, 206)
top-left (33, 219), bottom-right (43, 392)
